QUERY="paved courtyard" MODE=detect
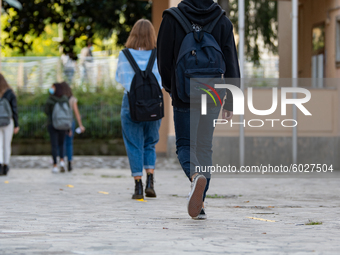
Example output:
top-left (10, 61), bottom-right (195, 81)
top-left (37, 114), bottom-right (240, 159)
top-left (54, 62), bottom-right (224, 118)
top-left (1, 156), bottom-right (340, 254)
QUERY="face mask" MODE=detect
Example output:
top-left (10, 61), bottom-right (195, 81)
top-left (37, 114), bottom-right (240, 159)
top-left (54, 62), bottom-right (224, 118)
top-left (49, 88), bottom-right (55, 95)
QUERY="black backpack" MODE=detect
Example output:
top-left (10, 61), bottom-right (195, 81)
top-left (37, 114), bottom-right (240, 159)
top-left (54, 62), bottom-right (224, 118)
top-left (122, 48), bottom-right (164, 122)
top-left (164, 7), bottom-right (226, 104)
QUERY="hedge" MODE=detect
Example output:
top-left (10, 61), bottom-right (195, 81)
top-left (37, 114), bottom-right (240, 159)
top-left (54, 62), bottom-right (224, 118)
top-left (14, 86), bottom-right (124, 140)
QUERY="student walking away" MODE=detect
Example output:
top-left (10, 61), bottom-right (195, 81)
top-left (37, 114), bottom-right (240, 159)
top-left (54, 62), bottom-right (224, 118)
top-left (80, 41), bottom-right (93, 84)
top-left (116, 19), bottom-right (164, 200)
top-left (61, 52), bottom-right (77, 84)
top-left (157, 0), bottom-right (240, 219)
top-left (0, 74), bottom-right (20, 176)
top-left (60, 82), bottom-right (85, 171)
top-left (44, 83), bottom-right (73, 173)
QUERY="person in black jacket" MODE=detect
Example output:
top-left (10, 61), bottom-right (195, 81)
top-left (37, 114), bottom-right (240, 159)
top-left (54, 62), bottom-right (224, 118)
top-left (157, 0), bottom-right (240, 219)
top-left (44, 83), bottom-right (69, 174)
top-left (0, 73), bottom-right (20, 176)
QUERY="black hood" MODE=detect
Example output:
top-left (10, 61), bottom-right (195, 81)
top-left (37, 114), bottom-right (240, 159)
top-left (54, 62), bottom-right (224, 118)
top-left (178, 0), bottom-right (223, 26)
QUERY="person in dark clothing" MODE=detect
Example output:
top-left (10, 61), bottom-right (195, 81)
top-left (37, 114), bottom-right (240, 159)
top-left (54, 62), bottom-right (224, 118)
top-left (44, 83), bottom-right (69, 173)
top-left (0, 73), bottom-right (20, 176)
top-left (157, 0), bottom-right (240, 219)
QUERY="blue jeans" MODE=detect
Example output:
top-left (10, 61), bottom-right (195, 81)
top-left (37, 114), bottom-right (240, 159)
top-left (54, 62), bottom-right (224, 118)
top-left (121, 94), bottom-right (161, 177)
top-left (173, 105), bottom-right (221, 201)
top-left (64, 121), bottom-right (76, 161)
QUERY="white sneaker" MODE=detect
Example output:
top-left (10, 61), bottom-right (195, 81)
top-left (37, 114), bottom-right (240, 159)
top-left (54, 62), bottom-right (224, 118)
top-left (60, 161), bottom-right (66, 173)
top-left (187, 175), bottom-right (207, 218)
top-left (52, 166), bottom-right (59, 173)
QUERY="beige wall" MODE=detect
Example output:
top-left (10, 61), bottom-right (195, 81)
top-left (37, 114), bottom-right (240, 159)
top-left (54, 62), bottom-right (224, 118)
top-left (278, 1), bottom-right (292, 78)
top-left (279, 0), bottom-right (340, 78)
top-left (324, 1), bottom-right (340, 77)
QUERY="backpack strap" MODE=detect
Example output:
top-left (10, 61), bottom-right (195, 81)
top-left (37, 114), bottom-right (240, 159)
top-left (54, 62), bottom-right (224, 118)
top-left (146, 49), bottom-right (157, 72)
top-left (203, 9), bottom-right (226, 34)
top-left (122, 48), bottom-right (141, 74)
top-left (163, 7), bottom-right (193, 34)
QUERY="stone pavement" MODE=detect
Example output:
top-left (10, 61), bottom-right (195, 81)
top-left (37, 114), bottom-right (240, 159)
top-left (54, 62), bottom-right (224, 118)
top-left (1, 156), bottom-right (340, 254)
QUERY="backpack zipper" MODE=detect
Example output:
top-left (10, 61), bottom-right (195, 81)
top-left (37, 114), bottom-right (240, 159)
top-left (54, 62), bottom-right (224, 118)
top-left (191, 50), bottom-right (198, 65)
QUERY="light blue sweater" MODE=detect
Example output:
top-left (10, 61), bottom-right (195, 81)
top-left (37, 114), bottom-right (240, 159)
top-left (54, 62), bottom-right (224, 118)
top-left (115, 49), bottom-right (162, 93)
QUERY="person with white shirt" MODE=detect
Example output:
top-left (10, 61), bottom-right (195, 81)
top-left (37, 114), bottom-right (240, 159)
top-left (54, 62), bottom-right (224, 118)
top-left (0, 73), bottom-right (20, 176)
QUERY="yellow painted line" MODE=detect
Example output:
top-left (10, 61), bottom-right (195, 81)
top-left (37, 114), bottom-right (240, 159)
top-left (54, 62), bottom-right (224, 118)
top-left (136, 198), bottom-right (147, 202)
top-left (98, 191), bottom-right (109, 195)
top-left (66, 185), bottom-right (74, 188)
top-left (4, 181), bottom-right (9, 184)
top-left (247, 217), bottom-right (276, 222)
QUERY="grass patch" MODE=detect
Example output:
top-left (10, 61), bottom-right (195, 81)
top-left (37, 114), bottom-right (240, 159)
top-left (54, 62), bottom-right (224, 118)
top-left (101, 175), bottom-right (123, 178)
top-left (206, 194), bottom-right (227, 199)
top-left (84, 173), bottom-right (94, 176)
top-left (305, 220), bottom-right (323, 225)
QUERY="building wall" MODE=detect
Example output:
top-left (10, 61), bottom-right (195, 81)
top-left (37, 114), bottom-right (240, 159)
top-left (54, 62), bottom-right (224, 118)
top-left (278, 1), bottom-right (292, 78)
top-left (279, 0), bottom-right (340, 78)
top-left (324, 1), bottom-right (340, 77)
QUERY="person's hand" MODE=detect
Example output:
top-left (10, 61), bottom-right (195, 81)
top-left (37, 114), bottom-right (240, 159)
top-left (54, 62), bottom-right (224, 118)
top-left (222, 109), bottom-right (233, 121)
top-left (80, 125), bottom-right (85, 133)
top-left (14, 127), bottom-right (20, 134)
top-left (68, 130), bottom-right (73, 137)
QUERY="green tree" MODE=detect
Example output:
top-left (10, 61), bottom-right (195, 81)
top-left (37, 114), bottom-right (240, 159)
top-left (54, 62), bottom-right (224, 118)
top-left (219, 0), bottom-right (278, 65)
top-left (2, 0), bottom-right (151, 56)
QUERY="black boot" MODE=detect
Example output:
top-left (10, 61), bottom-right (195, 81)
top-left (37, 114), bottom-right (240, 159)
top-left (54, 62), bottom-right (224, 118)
top-left (0, 164), bottom-right (3, 176)
top-left (68, 161), bottom-right (73, 172)
top-left (145, 173), bottom-right (156, 197)
top-left (132, 179), bottom-right (144, 199)
top-left (3, 165), bottom-right (9, 175)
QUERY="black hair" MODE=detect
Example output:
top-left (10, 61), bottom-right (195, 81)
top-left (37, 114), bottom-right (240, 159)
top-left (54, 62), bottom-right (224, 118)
top-left (53, 82), bottom-right (64, 98)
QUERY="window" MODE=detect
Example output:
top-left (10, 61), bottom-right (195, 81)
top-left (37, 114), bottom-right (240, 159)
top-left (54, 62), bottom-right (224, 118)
top-left (336, 16), bottom-right (340, 67)
top-left (312, 23), bottom-right (325, 81)
top-left (312, 24), bottom-right (325, 54)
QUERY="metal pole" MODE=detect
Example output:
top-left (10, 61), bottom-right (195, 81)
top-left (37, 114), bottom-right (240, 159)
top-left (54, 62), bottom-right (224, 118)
top-left (292, 0), bottom-right (298, 164)
top-left (238, 0), bottom-right (245, 167)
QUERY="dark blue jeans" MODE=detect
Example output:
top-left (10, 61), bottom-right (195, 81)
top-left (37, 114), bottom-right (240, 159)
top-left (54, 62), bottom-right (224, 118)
top-left (173, 105), bottom-right (221, 201)
top-left (48, 124), bottom-right (66, 165)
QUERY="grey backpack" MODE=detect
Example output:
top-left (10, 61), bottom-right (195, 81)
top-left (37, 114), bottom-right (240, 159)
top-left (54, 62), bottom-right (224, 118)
top-left (52, 101), bottom-right (73, 130)
top-left (0, 98), bottom-right (12, 127)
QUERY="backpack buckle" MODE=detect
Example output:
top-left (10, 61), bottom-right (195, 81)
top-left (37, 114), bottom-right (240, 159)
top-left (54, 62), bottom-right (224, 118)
top-left (141, 70), bottom-right (148, 78)
top-left (193, 31), bottom-right (204, 43)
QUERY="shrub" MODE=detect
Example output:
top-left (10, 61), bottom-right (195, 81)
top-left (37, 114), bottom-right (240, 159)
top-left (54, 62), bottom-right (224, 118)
top-left (14, 86), bottom-right (124, 140)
